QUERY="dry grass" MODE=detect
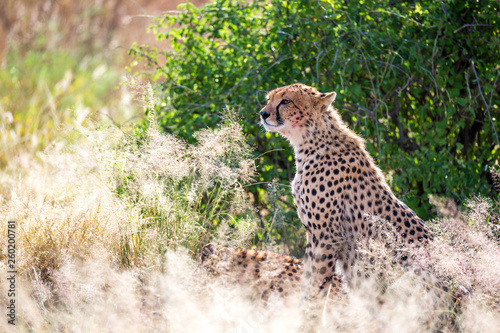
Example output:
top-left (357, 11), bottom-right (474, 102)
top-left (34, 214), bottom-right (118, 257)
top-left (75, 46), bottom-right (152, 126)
top-left (1, 95), bottom-right (257, 266)
top-left (0, 95), bottom-right (259, 331)
top-left (2, 211), bottom-right (499, 332)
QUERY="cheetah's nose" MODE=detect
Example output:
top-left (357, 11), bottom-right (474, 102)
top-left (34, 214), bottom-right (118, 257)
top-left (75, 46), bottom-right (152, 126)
top-left (259, 111), bottom-right (270, 120)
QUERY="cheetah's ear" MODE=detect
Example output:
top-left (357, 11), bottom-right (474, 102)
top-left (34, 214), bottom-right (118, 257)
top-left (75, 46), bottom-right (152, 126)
top-left (319, 91), bottom-right (337, 106)
top-left (202, 243), bottom-right (217, 259)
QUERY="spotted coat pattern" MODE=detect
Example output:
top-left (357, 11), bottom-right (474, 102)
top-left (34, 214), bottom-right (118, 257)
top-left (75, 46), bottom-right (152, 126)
top-left (259, 83), bottom-right (434, 291)
top-left (201, 244), bottom-right (343, 299)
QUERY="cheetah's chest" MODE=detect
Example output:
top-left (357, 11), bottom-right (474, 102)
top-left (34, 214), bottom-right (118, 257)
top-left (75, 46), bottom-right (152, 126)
top-left (292, 162), bottom-right (336, 229)
top-left (292, 152), bottom-right (356, 233)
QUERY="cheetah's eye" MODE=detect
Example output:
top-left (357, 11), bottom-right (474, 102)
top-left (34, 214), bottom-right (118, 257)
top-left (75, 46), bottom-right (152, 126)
top-left (282, 99), bottom-right (291, 105)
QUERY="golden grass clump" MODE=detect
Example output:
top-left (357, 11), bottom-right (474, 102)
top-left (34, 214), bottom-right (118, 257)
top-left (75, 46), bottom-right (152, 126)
top-left (413, 197), bottom-right (500, 298)
top-left (0, 125), bottom-right (141, 279)
top-left (4, 207), bottom-right (499, 333)
top-left (1, 111), bottom-right (258, 273)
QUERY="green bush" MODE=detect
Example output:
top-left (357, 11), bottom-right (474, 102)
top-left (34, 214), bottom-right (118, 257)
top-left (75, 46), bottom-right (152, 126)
top-left (131, 0), bottom-right (499, 233)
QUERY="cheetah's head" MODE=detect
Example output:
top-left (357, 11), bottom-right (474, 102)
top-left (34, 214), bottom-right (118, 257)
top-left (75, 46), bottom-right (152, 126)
top-left (259, 83), bottom-right (336, 145)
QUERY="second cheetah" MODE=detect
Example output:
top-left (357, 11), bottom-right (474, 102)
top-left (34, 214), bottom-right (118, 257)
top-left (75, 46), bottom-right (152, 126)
top-left (200, 244), bottom-right (343, 299)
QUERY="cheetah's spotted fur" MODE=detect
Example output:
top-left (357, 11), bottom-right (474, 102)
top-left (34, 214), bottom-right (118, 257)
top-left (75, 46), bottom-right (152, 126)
top-left (259, 83), bottom-right (434, 291)
top-left (201, 244), bottom-right (343, 299)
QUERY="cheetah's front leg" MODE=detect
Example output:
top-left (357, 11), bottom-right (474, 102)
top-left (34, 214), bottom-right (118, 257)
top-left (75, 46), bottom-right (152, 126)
top-left (304, 232), bottom-right (344, 296)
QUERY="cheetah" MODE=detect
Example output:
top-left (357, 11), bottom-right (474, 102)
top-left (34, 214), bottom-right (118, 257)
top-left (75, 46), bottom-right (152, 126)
top-left (200, 243), bottom-right (343, 299)
top-left (259, 83), bottom-right (434, 291)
